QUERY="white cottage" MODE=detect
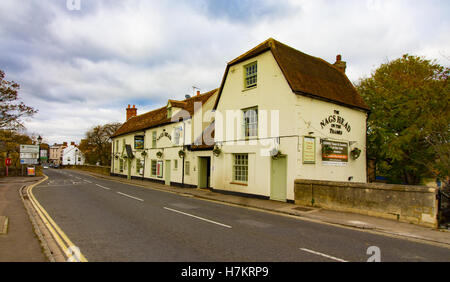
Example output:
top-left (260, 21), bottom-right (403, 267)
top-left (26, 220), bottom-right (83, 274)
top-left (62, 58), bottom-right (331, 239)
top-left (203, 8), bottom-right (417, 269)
top-left (62, 143), bottom-right (85, 165)
top-left (110, 90), bottom-right (218, 187)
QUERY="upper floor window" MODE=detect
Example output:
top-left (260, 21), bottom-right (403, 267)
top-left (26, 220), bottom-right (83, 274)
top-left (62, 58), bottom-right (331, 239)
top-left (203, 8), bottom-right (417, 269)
top-left (167, 107), bottom-right (172, 119)
top-left (173, 126), bottom-right (181, 145)
top-left (152, 131), bottom-right (157, 148)
top-left (244, 62), bottom-right (257, 89)
top-left (243, 107), bottom-right (258, 138)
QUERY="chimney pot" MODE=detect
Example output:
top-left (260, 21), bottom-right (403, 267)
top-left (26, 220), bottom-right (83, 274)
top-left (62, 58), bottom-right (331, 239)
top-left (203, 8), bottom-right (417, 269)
top-left (197, 90), bottom-right (200, 96)
top-left (334, 54), bottom-right (346, 74)
top-left (126, 104), bottom-right (138, 121)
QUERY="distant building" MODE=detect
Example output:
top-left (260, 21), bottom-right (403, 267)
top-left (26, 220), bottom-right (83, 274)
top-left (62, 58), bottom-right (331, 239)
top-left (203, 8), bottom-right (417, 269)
top-left (49, 142), bottom-right (67, 165)
top-left (62, 142), bottom-right (85, 165)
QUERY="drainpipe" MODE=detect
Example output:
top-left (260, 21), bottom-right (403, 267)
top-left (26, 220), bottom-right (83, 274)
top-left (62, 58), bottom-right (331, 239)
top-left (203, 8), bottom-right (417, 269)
top-left (182, 121), bottom-right (186, 186)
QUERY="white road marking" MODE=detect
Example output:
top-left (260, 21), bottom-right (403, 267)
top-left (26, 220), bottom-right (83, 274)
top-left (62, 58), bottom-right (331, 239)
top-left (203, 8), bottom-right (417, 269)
top-left (163, 207), bottom-right (232, 229)
top-left (84, 180), bottom-right (92, 183)
top-left (95, 184), bottom-right (111, 190)
top-left (117, 192), bottom-right (144, 202)
top-left (299, 248), bottom-right (348, 262)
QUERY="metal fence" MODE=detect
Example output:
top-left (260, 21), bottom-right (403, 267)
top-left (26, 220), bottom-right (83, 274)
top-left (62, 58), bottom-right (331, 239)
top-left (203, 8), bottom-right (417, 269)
top-left (438, 189), bottom-right (450, 228)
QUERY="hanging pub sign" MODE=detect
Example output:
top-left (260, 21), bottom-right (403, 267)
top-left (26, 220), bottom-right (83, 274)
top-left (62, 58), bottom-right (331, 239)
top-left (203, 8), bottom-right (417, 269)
top-left (303, 136), bottom-right (316, 164)
top-left (320, 110), bottom-right (351, 135)
top-left (322, 140), bottom-right (348, 166)
top-left (134, 135), bottom-right (144, 150)
top-left (125, 144), bottom-right (134, 159)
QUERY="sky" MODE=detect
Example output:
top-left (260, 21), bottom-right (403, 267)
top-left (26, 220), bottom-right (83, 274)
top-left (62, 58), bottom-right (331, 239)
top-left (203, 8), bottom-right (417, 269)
top-left (1, 0), bottom-right (449, 145)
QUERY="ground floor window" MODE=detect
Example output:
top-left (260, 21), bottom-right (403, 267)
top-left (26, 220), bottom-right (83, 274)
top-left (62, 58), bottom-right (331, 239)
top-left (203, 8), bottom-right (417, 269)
top-left (136, 159), bottom-right (142, 174)
top-left (119, 159), bottom-right (124, 172)
top-left (151, 160), bottom-right (157, 176)
top-left (233, 154), bottom-right (248, 183)
top-left (185, 161), bottom-right (190, 176)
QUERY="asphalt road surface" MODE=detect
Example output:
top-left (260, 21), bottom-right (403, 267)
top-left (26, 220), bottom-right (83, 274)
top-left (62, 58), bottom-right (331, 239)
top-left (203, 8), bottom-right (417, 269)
top-left (33, 169), bottom-right (450, 262)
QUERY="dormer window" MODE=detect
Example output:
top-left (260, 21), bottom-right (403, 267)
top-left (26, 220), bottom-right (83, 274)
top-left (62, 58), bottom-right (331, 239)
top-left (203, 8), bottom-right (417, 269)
top-left (244, 61), bottom-right (257, 89)
top-left (167, 107), bottom-right (172, 119)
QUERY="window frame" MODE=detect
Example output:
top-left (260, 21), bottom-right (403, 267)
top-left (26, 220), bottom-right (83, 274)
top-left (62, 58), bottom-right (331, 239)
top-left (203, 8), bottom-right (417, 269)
top-left (151, 160), bottom-right (157, 177)
top-left (244, 61), bottom-right (257, 89)
top-left (152, 131), bottom-right (157, 148)
top-left (242, 107), bottom-right (258, 138)
top-left (233, 153), bottom-right (249, 183)
top-left (185, 161), bottom-right (190, 176)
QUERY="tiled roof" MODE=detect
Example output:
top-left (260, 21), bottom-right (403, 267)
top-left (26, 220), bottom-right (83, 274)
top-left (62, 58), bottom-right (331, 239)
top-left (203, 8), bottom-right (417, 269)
top-left (214, 38), bottom-right (370, 111)
top-left (111, 89), bottom-right (218, 138)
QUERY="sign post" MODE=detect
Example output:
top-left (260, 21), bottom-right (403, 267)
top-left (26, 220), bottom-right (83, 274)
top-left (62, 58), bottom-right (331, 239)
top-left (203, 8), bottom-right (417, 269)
top-left (5, 158), bottom-right (11, 176)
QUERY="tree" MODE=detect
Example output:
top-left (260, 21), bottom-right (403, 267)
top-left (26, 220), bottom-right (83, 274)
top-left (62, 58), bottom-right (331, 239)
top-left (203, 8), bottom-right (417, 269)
top-left (0, 129), bottom-right (33, 176)
top-left (0, 69), bottom-right (37, 130)
top-left (79, 123), bottom-right (122, 166)
top-left (356, 54), bottom-right (449, 186)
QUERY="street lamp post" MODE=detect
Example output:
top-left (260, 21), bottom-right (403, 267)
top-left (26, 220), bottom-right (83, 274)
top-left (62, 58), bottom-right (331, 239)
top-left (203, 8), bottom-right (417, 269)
top-left (37, 135), bottom-right (42, 166)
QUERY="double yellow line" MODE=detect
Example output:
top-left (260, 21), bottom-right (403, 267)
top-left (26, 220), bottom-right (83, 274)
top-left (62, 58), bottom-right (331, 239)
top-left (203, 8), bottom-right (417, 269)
top-left (26, 175), bottom-right (88, 262)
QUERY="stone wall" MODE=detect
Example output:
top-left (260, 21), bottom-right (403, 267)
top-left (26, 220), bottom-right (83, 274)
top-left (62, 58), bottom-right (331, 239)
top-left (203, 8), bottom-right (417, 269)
top-left (294, 179), bottom-right (438, 228)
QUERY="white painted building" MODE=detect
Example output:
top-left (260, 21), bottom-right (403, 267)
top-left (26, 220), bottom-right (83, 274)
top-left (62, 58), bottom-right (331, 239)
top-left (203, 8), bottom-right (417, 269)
top-left (110, 38), bottom-right (370, 203)
top-left (62, 143), bottom-right (85, 165)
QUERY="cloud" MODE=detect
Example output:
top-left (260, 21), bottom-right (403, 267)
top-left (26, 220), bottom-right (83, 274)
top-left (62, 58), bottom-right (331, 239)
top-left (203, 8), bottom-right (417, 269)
top-left (0, 0), bottom-right (448, 144)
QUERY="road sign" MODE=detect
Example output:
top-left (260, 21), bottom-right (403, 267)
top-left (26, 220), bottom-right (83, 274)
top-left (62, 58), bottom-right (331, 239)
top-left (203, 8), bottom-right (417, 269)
top-left (20, 144), bottom-right (39, 165)
top-left (5, 158), bottom-right (11, 166)
top-left (20, 159), bottom-right (38, 165)
top-left (27, 166), bottom-right (35, 176)
top-left (20, 145), bottom-right (39, 153)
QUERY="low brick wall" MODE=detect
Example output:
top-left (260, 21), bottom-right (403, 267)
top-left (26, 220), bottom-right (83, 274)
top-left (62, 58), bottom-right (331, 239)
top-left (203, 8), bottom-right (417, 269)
top-left (63, 165), bottom-right (111, 176)
top-left (294, 179), bottom-right (438, 228)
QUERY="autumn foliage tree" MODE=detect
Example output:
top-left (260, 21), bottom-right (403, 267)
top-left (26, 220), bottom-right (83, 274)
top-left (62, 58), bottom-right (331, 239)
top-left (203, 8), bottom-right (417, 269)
top-left (79, 123), bottom-right (122, 166)
top-left (356, 54), bottom-right (449, 186)
top-left (0, 69), bottom-right (37, 130)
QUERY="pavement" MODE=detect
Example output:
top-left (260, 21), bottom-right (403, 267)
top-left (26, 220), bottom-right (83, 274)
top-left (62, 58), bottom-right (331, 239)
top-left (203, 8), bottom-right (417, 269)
top-left (70, 169), bottom-right (450, 248)
top-left (0, 176), bottom-right (48, 262)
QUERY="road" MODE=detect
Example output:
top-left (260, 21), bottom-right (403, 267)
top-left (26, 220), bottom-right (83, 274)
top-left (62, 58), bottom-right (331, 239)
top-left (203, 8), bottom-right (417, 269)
top-left (33, 168), bottom-right (450, 262)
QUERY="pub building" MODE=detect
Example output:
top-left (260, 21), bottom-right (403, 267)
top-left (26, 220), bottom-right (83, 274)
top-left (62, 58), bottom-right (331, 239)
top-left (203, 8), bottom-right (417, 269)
top-left (111, 38), bottom-right (369, 203)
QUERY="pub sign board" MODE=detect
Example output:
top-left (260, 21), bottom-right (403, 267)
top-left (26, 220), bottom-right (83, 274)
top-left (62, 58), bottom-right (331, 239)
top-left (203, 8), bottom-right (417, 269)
top-left (302, 136), bottom-right (316, 164)
top-left (134, 135), bottom-right (144, 150)
top-left (320, 110), bottom-right (351, 136)
top-left (322, 140), bottom-right (348, 166)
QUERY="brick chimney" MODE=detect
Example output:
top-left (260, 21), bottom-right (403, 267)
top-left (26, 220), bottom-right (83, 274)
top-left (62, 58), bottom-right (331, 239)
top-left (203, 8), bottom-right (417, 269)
top-left (71, 141), bottom-right (75, 146)
top-left (126, 104), bottom-right (137, 121)
top-left (63, 142), bottom-right (68, 147)
top-left (196, 90), bottom-right (200, 96)
top-left (333, 54), bottom-right (347, 74)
